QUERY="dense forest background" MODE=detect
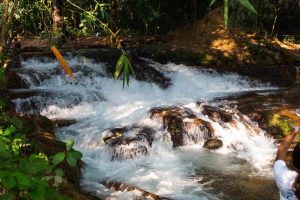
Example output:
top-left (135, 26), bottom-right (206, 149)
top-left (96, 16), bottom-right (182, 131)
top-left (1, 1), bottom-right (300, 200)
top-left (2, 0), bottom-right (300, 39)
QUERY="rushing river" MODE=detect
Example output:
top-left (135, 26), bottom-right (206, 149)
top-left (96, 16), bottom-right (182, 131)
top-left (12, 55), bottom-right (279, 199)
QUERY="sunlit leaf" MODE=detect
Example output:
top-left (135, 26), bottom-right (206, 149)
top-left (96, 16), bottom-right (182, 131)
top-left (209, 0), bottom-right (218, 7)
top-left (114, 53), bottom-right (125, 79)
top-left (66, 153), bottom-right (77, 167)
top-left (55, 169), bottom-right (64, 177)
top-left (52, 152), bottom-right (65, 165)
top-left (51, 46), bottom-right (75, 80)
top-left (3, 126), bottom-right (16, 136)
top-left (66, 139), bottom-right (74, 151)
top-left (238, 0), bottom-right (257, 14)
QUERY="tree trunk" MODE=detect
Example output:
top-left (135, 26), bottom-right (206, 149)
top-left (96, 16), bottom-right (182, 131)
top-left (1, 0), bottom-right (9, 59)
top-left (51, 0), bottom-right (64, 36)
top-left (224, 0), bottom-right (229, 29)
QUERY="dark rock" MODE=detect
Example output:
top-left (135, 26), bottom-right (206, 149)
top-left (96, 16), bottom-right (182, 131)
top-left (202, 105), bottom-right (233, 124)
top-left (150, 107), bottom-right (214, 146)
top-left (101, 181), bottom-right (170, 200)
top-left (5, 70), bottom-right (29, 89)
top-left (52, 118), bottom-right (77, 128)
top-left (184, 118), bottom-right (215, 142)
top-left (165, 115), bottom-right (185, 147)
top-left (103, 127), bottom-right (156, 160)
top-left (203, 138), bottom-right (223, 149)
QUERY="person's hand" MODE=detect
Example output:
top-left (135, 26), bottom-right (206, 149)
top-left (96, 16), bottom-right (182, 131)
top-left (294, 123), bottom-right (300, 133)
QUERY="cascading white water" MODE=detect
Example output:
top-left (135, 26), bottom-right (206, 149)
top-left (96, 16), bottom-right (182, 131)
top-left (12, 55), bottom-right (278, 199)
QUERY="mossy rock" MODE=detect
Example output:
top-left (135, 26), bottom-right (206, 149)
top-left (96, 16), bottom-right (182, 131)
top-left (269, 114), bottom-right (296, 137)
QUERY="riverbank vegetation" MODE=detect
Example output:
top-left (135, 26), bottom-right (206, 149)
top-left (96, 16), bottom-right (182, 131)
top-left (1, 0), bottom-right (300, 199)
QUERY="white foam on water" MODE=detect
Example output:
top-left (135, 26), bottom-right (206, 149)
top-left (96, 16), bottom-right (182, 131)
top-left (12, 56), bottom-right (278, 199)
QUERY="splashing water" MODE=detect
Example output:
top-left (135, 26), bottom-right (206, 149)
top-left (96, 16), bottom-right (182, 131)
top-left (12, 56), bottom-right (278, 199)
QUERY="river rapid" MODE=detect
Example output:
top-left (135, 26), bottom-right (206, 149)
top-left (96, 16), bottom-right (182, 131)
top-left (11, 55), bottom-right (279, 200)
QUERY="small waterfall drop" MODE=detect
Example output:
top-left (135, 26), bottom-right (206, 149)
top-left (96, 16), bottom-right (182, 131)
top-left (11, 55), bottom-right (278, 199)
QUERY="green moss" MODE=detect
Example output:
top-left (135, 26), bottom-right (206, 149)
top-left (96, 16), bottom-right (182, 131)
top-left (270, 114), bottom-right (295, 136)
top-left (201, 54), bottom-right (213, 64)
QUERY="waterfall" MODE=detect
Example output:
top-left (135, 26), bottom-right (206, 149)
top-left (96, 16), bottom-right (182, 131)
top-left (11, 55), bottom-right (278, 199)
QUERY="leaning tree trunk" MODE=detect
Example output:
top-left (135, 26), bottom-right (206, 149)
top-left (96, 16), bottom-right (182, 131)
top-left (1, 0), bottom-right (18, 68)
top-left (1, 0), bottom-right (9, 60)
top-left (51, 0), bottom-right (64, 40)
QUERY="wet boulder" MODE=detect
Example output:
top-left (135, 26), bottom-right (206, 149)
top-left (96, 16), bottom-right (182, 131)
top-left (103, 127), bottom-right (155, 160)
top-left (101, 181), bottom-right (170, 200)
top-left (150, 107), bottom-right (214, 147)
top-left (202, 105), bottom-right (233, 124)
top-left (203, 138), bottom-right (223, 149)
top-left (165, 115), bottom-right (185, 147)
top-left (184, 118), bottom-right (214, 144)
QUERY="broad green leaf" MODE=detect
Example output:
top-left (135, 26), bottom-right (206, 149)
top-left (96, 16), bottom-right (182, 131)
top-left (69, 150), bottom-right (83, 159)
top-left (52, 152), bottom-right (65, 165)
top-left (29, 186), bottom-right (46, 200)
top-left (55, 168), bottom-right (64, 177)
top-left (66, 152), bottom-right (78, 167)
top-left (12, 171), bottom-right (30, 187)
top-left (0, 171), bottom-right (9, 178)
top-left (3, 126), bottom-right (16, 136)
top-left (209, 0), bottom-right (218, 7)
top-left (128, 60), bottom-right (136, 77)
top-left (2, 176), bottom-right (16, 189)
top-left (28, 157), bottom-right (49, 173)
top-left (66, 139), bottom-right (74, 151)
top-left (0, 136), bottom-right (10, 143)
top-left (238, 0), bottom-right (257, 14)
top-left (114, 54), bottom-right (126, 79)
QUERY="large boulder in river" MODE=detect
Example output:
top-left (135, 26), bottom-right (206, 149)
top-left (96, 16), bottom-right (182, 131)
top-left (103, 127), bottom-right (155, 160)
top-left (202, 105), bottom-right (233, 124)
top-left (203, 138), bottom-right (223, 149)
top-left (150, 107), bottom-right (214, 147)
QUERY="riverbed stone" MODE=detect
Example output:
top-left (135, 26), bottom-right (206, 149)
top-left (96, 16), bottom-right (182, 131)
top-left (203, 138), bottom-right (223, 149)
top-left (150, 107), bottom-right (214, 146)
top-left (202, 105), bottom-right (233, 124)
top-left (104, 127), bottom-right (156, 160)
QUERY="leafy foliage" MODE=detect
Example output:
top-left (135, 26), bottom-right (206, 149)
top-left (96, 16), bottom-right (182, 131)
top-left (0, 99), bottom-right (82, 199)
top-left (210, 0), bottom-right (257, 28)
top-left (114, 52), bottom-right (136, 87)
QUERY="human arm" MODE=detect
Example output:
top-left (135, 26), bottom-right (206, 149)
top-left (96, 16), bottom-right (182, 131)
top-left (276, 125), bottom-right (300, 161)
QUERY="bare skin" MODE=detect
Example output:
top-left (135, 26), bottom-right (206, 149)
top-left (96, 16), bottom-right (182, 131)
top-left (276, 126), bottom-right (300, 161)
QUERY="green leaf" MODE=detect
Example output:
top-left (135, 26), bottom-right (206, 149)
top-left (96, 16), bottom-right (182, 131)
top-left (55, 168), bottom-right (64, 177)
top-left (238, 0), bottom-right (257, 14)
top-left (66, 151), bottom-right (82, 167)
top-left (52, 152), bottom-right (65, 165)
top-left (114, 53), bottom-right (126, 79)
top-left (3, 126), bottom-right (16, 136)
top-left (209, 0), bottom-right (218, 7)
top-left (28, 157), bottom-right (49, 173)
top-left (2, 176), bottom-right (16, 189)
top-left (12, 171), bottom-right (30, 187)
top-left (69, 150), bottom-right (83, 159)
top-left (29, 186), bottom-right (46, 200)
top-left (128, 59), bottom-right (136, 77)
top-left (0, 192), bottom-right (15, 200)
top-left (66, 139), bottom-right (74, 151)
